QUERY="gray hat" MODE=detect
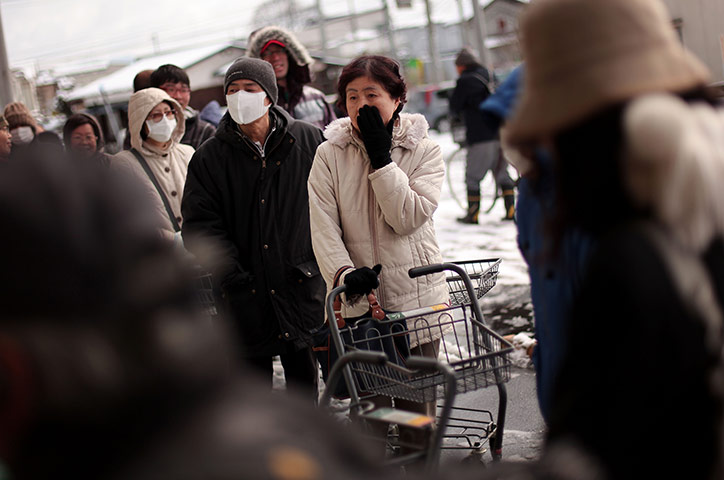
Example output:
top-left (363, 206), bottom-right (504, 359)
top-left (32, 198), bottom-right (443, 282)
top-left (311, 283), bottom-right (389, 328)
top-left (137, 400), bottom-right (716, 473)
top-left (455, 48), bottom-right (480, 68)
top-left (224, 57), bottom-right (278, 105)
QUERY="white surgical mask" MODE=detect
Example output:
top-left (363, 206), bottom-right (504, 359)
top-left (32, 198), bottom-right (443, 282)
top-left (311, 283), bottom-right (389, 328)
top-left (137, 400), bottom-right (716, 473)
top-left (226, 90), bottom-right (270, 125)
top-left (11, 126), bottom-right (34, 145)
top-left (145, 116), bottom-right (177, 143)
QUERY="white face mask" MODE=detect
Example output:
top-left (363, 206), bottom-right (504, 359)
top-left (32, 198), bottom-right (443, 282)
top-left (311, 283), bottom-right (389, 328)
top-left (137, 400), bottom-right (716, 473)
top-left (11, 126), bottom-right (34, 145)
top-left (226, 90), bottom-right (270, 125)
top-left (145, 115), bottom-right (177, 143)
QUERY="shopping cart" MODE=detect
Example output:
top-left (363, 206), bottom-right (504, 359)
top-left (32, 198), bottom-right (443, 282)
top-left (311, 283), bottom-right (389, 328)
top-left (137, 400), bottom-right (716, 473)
top-left (445, 258), bottom-right (501, 307)
top-left (193, 271), bottom-right (217, 319)
top-left (320, 263), bottom-right (512, 469)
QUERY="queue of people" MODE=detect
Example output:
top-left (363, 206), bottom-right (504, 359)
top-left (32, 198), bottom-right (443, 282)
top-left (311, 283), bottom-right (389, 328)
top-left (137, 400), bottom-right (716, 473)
top-left (3, 0), bottom-right (724, 478)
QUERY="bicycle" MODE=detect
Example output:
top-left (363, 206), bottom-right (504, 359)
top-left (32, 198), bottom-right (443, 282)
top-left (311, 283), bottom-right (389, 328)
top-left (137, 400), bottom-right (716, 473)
top-left (445, 125), bottom-right (518, 217)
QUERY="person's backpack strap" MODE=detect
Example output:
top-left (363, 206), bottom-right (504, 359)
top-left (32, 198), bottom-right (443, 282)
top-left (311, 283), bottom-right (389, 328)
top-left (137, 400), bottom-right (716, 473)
top-left (130, 148), bottom-right (181, 232)
top-left (471, 72), bottom-right (494, 95)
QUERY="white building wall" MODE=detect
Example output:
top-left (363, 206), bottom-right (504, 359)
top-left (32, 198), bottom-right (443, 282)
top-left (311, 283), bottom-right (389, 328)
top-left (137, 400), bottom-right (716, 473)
top-left (661, 0), bottom-right (724, 84)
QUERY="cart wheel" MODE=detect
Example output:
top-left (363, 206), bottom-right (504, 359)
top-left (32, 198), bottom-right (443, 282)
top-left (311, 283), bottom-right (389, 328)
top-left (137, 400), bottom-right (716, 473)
top-left (461, 447), bottom-right (487, 467)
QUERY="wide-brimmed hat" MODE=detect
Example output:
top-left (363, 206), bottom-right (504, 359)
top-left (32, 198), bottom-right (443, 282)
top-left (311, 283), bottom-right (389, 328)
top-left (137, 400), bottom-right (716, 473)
top-left (506, 0), bottom-right (710, 145)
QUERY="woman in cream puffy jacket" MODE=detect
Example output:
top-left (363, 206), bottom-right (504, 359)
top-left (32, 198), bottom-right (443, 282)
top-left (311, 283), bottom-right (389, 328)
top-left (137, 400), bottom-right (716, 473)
top-left (113, 88), bottom-right (194, 239)
top-left (308, 55), bottom-right (449, 327)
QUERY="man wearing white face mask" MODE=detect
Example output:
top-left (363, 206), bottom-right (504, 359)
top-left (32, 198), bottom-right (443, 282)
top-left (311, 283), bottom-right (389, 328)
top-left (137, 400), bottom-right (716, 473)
top-left (182, 58), bottom-right (326, 401)
top-left (112, 88), bottom-right (193, 239)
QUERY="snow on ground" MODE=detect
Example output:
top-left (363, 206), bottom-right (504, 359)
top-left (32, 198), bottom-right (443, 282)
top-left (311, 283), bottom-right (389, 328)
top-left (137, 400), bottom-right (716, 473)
top-left (428, 130), bottom-right (534, 336)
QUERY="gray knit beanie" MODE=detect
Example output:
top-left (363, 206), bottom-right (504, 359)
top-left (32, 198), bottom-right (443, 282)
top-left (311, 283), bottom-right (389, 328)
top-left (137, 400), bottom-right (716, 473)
top-left (224, 57), bottom-right (278, 105)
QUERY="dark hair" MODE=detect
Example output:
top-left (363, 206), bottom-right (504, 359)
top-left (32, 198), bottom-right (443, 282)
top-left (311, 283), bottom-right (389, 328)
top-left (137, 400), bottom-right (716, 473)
top-left (150, 64), bottom-right (190, 88)
top-left (133, 69), bottom-right (154, 92)
top-left (63, 114), bottom-right (103, 151)
top-left (279, 55), bottom-right (311, 113)
top-left (547, 86), bottom-right (719, 252)
top-left (336, 55), bottom-right (407, 114)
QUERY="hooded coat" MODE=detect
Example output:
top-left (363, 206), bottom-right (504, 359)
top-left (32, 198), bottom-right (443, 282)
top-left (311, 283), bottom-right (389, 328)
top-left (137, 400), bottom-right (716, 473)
top-left (308, 113), bottom-right (449, 342)
top-left (181, 107), bottom-right (326, 357)
top-left (246, 26), bottom-right (336, 129)
top-left (112, 88), bottom-right (194, 236)
top-left (63, 113), bottom-right (111, 167)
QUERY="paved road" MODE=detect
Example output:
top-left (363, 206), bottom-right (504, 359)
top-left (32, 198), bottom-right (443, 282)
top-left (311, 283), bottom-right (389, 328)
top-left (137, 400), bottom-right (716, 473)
top-left (439, 366), bottom-right (545, 468)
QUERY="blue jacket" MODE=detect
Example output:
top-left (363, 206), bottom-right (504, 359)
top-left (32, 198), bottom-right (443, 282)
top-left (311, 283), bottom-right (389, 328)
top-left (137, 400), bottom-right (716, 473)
top-left (481, 66), bottom-right (594, 422)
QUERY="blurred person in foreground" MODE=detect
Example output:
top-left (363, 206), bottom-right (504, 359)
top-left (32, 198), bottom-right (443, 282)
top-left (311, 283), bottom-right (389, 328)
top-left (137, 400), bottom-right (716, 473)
top-left (151, 64), bottom-right (217, 149)
top-left (308, 55), bottom-right (449, 460)
top-left (247, 26), bottom-right (336, 129)
top-left (450, 48), bottom-right (515, 223)
top-left (181, 58), bottom-right (326, 401)
top-left (62, 113), bottom-right (111, 166)
top-left (0, 148), bottom-right (388, 480)
top-left (0, 115), bottom-right (12, 161)
top-left (506, 0), bottom-right (724, 478)
top-left (479, 66), bottom-right (596, 424)
top-left (112, 88), bottom-right (193, 241)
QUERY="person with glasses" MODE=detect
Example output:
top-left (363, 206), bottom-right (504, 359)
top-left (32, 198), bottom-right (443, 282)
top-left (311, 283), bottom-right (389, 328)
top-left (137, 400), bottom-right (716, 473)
top-left (62, 113), bottom-right (110, 166)
top-left (247, 26), bottom-right (336, 129)
top-left (0, 115), bottom-right (11, 161)
top-left (112, 88), bottom-right (193, 240)
top-left (150, 64), bottom-right (216, 150)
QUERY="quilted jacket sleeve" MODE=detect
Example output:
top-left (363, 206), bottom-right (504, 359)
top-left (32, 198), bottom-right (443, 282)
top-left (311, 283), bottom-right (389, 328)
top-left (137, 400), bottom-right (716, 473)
top-left (308, 145), bottom-right (355, 289)
top-left (368, 139), bottom-right (444, 236)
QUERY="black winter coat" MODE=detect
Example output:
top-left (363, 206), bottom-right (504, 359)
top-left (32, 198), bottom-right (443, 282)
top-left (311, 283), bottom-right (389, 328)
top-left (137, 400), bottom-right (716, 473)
top-left (547, 224), bottom-right (724, 480)
top-left (181, 108), bottom-right (326, 356)
top-left (182, 111), bottom-right (216, 150)
top-left (449, 66), bottom-right (498, 145)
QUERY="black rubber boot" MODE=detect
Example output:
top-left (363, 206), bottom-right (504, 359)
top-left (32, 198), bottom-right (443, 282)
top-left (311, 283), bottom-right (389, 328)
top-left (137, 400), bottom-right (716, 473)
top-left (457, 191), bottom-right (481, 224)
top-left (502, 189), bottom-right (515, 221)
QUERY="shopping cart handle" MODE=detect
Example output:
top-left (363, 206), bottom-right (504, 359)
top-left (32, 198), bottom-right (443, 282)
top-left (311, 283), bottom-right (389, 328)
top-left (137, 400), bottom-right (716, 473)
top-left (408, 264), bottom-right (445, 278)
top-left (405, 356), bottom-right (442, 371)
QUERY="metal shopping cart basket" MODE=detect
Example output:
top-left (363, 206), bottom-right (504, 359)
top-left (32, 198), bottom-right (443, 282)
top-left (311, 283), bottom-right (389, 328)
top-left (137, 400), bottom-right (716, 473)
top-left (193, 271), bottom-right (217, 318)
top-left (446, 258), bottom-right (501, 307)
top-left (322, 263), bottom-right (513, 464)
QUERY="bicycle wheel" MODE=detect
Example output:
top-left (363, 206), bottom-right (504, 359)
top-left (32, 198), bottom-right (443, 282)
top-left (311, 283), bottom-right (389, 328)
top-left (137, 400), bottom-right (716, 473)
top-left (445, 146), bottom-right (467, 210)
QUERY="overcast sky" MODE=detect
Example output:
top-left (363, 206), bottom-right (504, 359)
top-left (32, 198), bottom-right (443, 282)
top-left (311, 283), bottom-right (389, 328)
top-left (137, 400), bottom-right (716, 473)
top-left (1, 0), bottom-right (490, 73)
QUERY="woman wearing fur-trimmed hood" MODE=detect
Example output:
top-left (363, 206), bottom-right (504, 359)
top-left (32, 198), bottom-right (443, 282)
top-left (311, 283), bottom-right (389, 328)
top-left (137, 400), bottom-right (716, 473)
top-left (247, 25), bottom-right (336, 129)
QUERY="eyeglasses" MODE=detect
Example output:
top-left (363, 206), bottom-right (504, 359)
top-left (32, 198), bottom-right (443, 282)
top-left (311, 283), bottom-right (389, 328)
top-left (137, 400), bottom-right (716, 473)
top-left (161, 85), bottom-right (191, 95)
top-left (148, 110), bottom-right (176, 123)
top-left (71, 134), bottom-right (97, 142)
top-left (0, 126), bottom-right (8, 133)
top-left (261, 47), bottom-right (286, 61)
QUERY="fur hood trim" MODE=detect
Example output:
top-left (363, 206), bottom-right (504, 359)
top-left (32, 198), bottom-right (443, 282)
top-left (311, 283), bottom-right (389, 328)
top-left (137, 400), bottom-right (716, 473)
top-left (624, 93), bottom-right (724, 253)
top-left (323, 113), bottom-right (430, 150)
top-left (246, 26), bottom-right (313, 67)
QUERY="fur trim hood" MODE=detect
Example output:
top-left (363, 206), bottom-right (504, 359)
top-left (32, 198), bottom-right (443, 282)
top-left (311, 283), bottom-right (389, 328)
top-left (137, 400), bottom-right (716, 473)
top-left (322, 112), bottom-right (430, 151)
top-left (623, 93), bottom-right (724, 253)
top-left (246, 26), bottom-right (313, 67)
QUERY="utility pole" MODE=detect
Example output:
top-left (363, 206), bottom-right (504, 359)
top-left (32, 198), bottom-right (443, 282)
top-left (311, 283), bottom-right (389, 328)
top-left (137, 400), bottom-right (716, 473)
top-left (316, 0), bottom-right (327, 61)
top-left (471, 0), bottom-right (491, 72)
top-left (424, 0), bottom-right (442, 83)
top-left (382, 0), bottom-right (398, 59)
top-left (348, 0), bottom-right (359, 36)
top-left (0, 6), bottom-right (14, 106)
top-left (457, 0), bottom-right (470, 47)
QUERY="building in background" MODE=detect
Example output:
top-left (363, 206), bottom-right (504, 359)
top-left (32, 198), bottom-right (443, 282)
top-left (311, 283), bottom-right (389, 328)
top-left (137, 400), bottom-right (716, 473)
top-left (660, 0), bottom-right (724, 90)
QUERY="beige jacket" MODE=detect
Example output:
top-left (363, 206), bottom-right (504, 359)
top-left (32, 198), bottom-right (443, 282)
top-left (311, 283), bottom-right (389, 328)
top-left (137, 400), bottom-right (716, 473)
top-left (112, 88), bottom-right (194, 236)
top-left (309, 113), bottom-right (449, 326)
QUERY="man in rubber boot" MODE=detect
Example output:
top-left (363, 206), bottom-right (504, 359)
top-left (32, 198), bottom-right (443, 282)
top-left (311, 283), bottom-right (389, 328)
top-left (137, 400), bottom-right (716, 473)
top-left (450, 48), bottom-right (515, 223)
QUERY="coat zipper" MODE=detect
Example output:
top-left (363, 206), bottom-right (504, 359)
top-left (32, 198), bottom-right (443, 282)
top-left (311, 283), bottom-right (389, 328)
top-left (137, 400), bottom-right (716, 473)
top-left (368, 183), bottom-right (385, 305)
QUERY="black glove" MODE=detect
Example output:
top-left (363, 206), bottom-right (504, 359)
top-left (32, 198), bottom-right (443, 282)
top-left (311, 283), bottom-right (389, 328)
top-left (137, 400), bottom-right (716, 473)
top-left (357, 105), bottom-right (400, 170)
top-left (344, 264), bottom-right (382, 296)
